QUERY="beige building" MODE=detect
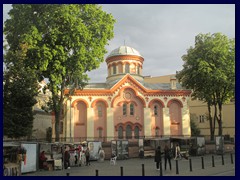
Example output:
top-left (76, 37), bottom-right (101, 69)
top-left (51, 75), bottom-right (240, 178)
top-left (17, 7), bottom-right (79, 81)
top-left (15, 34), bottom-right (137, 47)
top-left (145, 74), bottom-right (235, 138)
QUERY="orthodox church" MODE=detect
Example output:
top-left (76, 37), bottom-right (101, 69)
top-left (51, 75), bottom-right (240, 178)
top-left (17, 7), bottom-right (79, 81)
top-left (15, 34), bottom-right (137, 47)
top-left (59, 46), bottom-right (192, 142)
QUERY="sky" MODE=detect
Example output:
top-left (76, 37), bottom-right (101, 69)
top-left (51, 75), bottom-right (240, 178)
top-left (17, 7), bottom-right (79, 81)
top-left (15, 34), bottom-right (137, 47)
top-left (3, 4), bottom-right (235, 83)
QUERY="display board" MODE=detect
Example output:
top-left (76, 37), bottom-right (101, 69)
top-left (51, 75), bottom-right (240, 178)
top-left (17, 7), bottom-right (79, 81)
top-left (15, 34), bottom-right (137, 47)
top-left (216, 136), bottom-right (225, 154)
top-left (88, 141), bottom-right (102, 160)
top-left (21, 143), bottom-right (38, 173)
top-left (196, 137), bottom-right (206, 155)
top-left (111, 140), bottom-right (129, 160)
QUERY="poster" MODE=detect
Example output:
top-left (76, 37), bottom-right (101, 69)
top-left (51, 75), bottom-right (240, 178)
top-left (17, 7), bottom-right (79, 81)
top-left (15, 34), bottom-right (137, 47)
top-left (21, 143), bottom-right (38, 173)
top-left (88, 141), bottom-right (102, 160)
top-left (216, 136), bottom-right (225, 154)
top-left (111, 140), bottom-right (117, 156)
top-left (196, 137), bottom-right (205, 155)
top-left (116, 140), bottom-right (129, 159)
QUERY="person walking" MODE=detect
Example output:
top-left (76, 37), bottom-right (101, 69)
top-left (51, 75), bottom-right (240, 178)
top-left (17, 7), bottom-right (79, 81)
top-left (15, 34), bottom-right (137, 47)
top-left (64, 147), bottom-right (71, 169)
top-left (174, 144), bottom-right (182, 160)
top-left (164, 145), bottom-right (172, 170)
top-left (85, 147), bottom-right (90, 166)
top-left (154, 146), bottom-right (162, 170)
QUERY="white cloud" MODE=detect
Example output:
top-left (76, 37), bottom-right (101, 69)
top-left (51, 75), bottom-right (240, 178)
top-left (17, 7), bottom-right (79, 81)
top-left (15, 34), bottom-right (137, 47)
top-left (3, 4), bottom-right (235, 82)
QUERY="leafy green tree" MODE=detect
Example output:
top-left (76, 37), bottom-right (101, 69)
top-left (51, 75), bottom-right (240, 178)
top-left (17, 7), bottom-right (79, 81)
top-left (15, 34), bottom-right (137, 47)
top-left (3, 44), bottom-right (39, 138)
top-left (177, 33), bottom-right (235, 140)
top-left (4, 4), bottom-right (115, 141)
top-left (190, 114), bottom-right (201, 136)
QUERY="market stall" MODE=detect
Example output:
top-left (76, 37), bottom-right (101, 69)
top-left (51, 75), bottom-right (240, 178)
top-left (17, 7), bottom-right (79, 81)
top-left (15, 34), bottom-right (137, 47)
top-left (39, 142), bottom-right (63, 171)
top-left (3, 142), bottom-right (22, 176)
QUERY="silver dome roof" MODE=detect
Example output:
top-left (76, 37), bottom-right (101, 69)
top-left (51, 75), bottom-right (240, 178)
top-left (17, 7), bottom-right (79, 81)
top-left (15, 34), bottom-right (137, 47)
top-left (107, 46), bottom-right (143, 58)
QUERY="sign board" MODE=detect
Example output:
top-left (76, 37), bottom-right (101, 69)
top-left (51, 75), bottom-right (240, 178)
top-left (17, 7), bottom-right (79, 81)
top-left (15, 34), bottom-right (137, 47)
top-left (21, 143), bottom-right (38, 173)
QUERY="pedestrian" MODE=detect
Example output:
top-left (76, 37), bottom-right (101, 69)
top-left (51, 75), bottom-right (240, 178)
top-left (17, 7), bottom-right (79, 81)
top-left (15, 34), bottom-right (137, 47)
top-left (174, 144), bottom-right (182, 160)
top-left (154, 146), bottom-right (162, 170)
top-left (164, 145), bottom-right (172, 170)
top-left (85, 147), bottom-right (90, 166)
top-left (64, 147), bottom-right (71, 169)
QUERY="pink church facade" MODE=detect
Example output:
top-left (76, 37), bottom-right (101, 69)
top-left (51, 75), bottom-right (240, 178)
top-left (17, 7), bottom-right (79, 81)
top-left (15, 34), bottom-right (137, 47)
top-left (58, 46), bottom-right (191, 142)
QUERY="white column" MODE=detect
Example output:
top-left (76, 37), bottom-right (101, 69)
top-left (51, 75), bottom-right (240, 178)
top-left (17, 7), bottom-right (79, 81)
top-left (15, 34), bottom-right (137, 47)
top-left (66, 101), bottom-right (71, 142)
top-left (163, 107), bottom-right (171, 136)
top-left (181, 105), bottom-right (191, 136)
top-left (70, 106), bottom-right (74, 142)
top-left (107, 108), bottom-right (114, 141)
top-left (144, 108), bottom-right (151, 137)
top-left (87, 108), bottom-right (94, 141)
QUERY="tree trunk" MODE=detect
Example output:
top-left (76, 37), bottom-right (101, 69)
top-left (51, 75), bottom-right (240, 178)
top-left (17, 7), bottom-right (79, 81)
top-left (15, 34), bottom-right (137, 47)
top-left (55, 111), bottom-right (60, 142)
top-left (207, 103), bottom-right (214, 141)
top-left (218, 103), bottom-right (223, 136)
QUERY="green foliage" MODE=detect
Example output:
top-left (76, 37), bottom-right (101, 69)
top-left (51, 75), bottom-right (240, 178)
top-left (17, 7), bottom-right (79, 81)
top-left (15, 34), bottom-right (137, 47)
top-left (3, 61), bottom-right (39, 139)
top-left (4, 4), bottom-right (115, 141)
top-left (177, 33), bottom-right (235, 136)
top-left (190, 114), bottom-right (201, 136)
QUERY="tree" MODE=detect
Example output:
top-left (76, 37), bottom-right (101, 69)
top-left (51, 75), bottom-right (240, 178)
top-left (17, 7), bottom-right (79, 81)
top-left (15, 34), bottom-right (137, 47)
top-left (177, 33), bottom-right (235, 140)
top-left (3, 51), bottom-right (39, 139)
top-left (190, 114), bottom-right (201, 136)
top-left (4, 4), bottom-right (115, 141)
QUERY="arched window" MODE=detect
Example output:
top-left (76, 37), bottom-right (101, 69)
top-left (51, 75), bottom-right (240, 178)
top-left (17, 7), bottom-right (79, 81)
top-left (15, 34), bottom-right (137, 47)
top-left (123, 103), bottom-right (127, 115)
top-left (154, 105), bottom-right (158, 116)
top-left (130, 103), bottom-right (134, 115)
top-left (137, 65), bottom-right (140, 75)
top-left (126, 125), bottom-right (132, 139)
top-left (113, 65), bottom-right (117, 74)
top-left (125, 64), bottom-right (130, 73)
top-left (98, 105), bottom-right (102, 117)
top-left (134, 126), bottom-right (139, 139)
top-left (118, 126), bottom-right (123, 139)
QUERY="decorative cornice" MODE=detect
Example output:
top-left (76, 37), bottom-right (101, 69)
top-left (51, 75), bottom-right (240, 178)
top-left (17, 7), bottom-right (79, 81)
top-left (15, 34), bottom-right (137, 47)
top-left (106, 55), bottom-right (144, 64)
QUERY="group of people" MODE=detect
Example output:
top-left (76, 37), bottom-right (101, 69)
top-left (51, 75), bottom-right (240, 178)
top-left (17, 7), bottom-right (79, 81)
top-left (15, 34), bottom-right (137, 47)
top-left (154, 143), bottom-right (182, 171)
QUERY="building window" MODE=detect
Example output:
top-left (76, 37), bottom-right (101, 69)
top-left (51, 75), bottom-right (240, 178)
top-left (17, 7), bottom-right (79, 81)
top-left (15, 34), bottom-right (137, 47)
top-left (199, 115), bottom-right (205, 123)
top-left (130, 103), bottom-right (134, 115)
top-left (98, 128), bottom-right (103, 138)
top-left (98, 105), bottom-right (102, 117)
top-left (123, 103), bottom-right (127, 115)
top-left (125, 64), bottom-right (130, 73)
top-left (126, 125), bottom-right (132, 139)
top-left (113, 65), bottom-right (117, 75)
top-left (118, 126), bottom-right (123, 139)
top-left (154, 105), bottom-right (158, 116)
top-left (134, 126), bottom-right (139, 139)
top-left (137, 65), bottom-right (140, 74)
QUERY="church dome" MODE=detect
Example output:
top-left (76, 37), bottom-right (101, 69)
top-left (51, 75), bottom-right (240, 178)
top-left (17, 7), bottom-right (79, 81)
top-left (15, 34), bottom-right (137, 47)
top-left (107, 46), bottom-right (143, 58)
top-left (105, 45), bottom-right (144, 84)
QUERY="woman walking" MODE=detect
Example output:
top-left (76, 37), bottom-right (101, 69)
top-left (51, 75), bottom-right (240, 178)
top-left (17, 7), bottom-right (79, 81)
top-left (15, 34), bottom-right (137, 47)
top-left (164, 145), bottom-right (172, 170)
top-left (154, 146), bottom-right (162, 170)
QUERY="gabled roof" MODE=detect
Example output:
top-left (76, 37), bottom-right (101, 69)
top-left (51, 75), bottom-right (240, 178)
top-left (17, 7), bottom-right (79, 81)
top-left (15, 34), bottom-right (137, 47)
top-left (64, 74), bottom-right (191, 97)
